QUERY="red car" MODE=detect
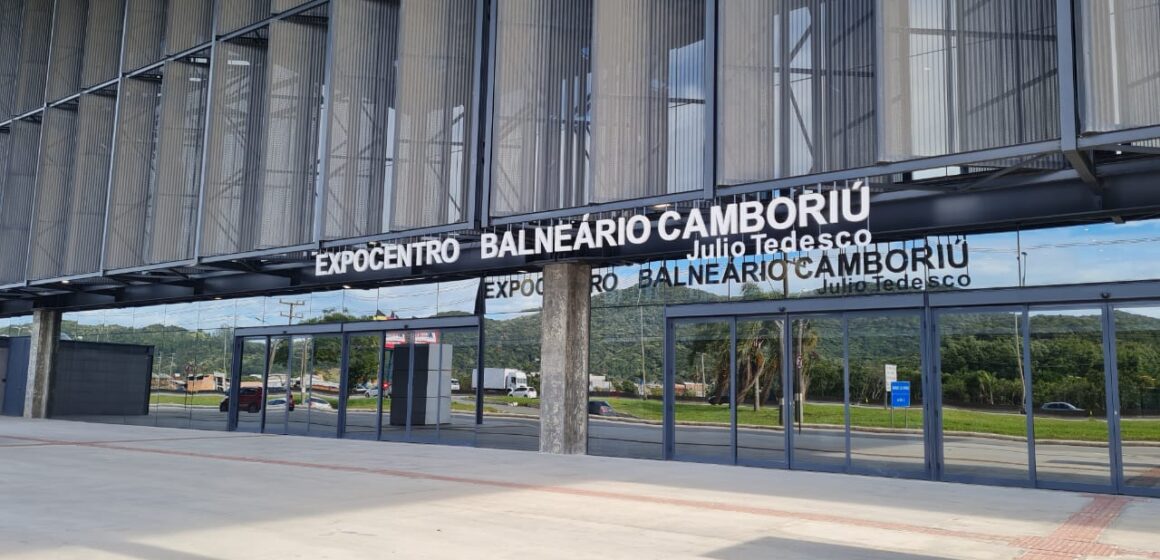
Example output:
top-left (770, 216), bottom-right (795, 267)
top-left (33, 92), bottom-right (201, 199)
top-left (219, 387), bottom-right (294, 413)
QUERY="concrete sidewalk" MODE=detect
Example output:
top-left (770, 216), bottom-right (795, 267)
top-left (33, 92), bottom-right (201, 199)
top-left (0, 418), bottom-right (1156, 560)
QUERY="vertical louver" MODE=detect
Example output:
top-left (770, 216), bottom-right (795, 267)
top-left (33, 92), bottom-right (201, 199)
top-left (28, 94), bottom-right (116, 279)
top-left (0, 120), bottom-right (41, 284)
top-left (490, 0), bottom-right (705, 215)
top-left (1081, 0), bottom-right (1160, 133)
top-left (122, 0), bottom-right (166, 72)
top-left (879, 0), bottom-right (1058, 160)
top-left (718, 0), bottom-right (876, 185)
top-left (490, 0), bottom-right (592, 216)
top-left (588, 0), bottom-right (705, 202)
top-left (323, 0), bottom-right (477, 238)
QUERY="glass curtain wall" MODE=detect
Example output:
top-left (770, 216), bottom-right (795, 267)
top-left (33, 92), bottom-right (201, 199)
top-left (489, 0), bottom-right (705, 216)
top-left (1115, 305), bottom-right (1160, 493)
top-left (1081, 0), bottom-right (1160, 133)
top-left (322, 0), bottom-right (477, 238)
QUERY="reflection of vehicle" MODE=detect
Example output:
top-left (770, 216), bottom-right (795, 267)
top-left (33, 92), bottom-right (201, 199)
top-left (473, 368), bottom-right (528, 392)
top-left (364, 382), bottom-right (391, 398)
top-left (220, 387), bottom-right (265, 413)
top-left (304, 397), bottom-right (334, 410)
top-left (588, 400), bottom-right (614, 416)
top-left (707, 394), bottom-right (729, 405)
top-left (266, 398), bottom-right (296, 411)
top-left (450, 379), bottom-right (461, 391)
top-left (1040, 402), bottom-right (1086, 415)
top-left (508, 386), bottom-right (538, 398)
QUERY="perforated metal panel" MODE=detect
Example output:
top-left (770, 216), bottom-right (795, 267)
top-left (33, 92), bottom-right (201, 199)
top-left (218, 0), bottom-right (271, 35)
top-left (0, 120), bottom-right (41, 284)
top-left (28, 94), bottom-right (115, 280)
top-left (13, 0), bottom-right (53, 115)
top-left (322, 0), bottom-right (476, 238)
top-left (164, 0), bottom-right (213, 55)
top-left (1082, 0), bottom-right (1160, 133)
top-left (121, 0), bottom-right (166, 72)
top-left (80, 0), bottom-right (127, 88)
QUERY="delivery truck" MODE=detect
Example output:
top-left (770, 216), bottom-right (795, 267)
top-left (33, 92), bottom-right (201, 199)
top-left (471, 368), bottom-right (528, 392)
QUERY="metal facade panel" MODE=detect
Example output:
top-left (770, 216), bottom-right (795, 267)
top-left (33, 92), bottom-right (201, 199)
top-left (201, 15), bottom-right (326, 257)
top-left (1081, 0), bottom-right (1160, 133)
top-left (0, 0), bottom-right (26, 118)
top-left (588, 0), bottom-right (705, 203)
top-left (489, 0), bottom-right (592, 217)
top-left (718, 0), bottom-right (877, 185)
top-left (0, 120), bottom-right (41, 285)
top-left (388, 0), bottom-right (476, 231)
top-left (164, 0), bottom-right (212, 55)
top-left (13, 0), bottom-right (53, 115)
top-left (322, 0), bottom-right (400, 239)
top-left (121, 0), bottom-right (166, 72)
top-left (64, 94), bottom-right (115, 275)
top-left (879, 0), bottom-right (1059, 161)
top-left (148, 59), bottom-right (209, 264)
top-left (46, 0), bottom-right (88, 103)
top-left (80, 0), bottom-right (126, 88)
top-left (104, 77), bottom-right (161, 270)
top-left (256, 17), bottom-right (324, 249)
top-left (217, 0), bottom-right (271, 35)
top-left (201, 39), bottom-right (270, 256)
top-left (28, 106), bottom-right (78, 280)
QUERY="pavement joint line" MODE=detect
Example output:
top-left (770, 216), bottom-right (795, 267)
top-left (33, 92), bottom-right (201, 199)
top-left (5, 431), bottom-right (1157, 559)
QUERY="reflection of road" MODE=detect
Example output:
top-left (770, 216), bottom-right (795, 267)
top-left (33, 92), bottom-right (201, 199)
top-left (54, 404), bottom-right (1160, 490)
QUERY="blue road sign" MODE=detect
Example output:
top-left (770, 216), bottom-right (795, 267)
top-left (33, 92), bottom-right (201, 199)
top-left (890, 381), bottom-right (911, 408)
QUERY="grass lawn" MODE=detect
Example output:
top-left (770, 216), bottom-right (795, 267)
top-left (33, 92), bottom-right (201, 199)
top-left (603, 398), bottom-right (1160, 442)
top-left (152, 395), bottom-right (223, 407)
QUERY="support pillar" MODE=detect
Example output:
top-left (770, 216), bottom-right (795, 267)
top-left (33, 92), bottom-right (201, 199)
top-left (539, 262), bottom-right (590, 454)
top-left (24, 309), bottom-right (60, 418)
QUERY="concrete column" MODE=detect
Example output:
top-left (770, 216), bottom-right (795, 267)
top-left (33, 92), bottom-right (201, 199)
top-left (24, 309), bottom-right (61, 418)
top-left (539, 262), bottom-right (590, 454)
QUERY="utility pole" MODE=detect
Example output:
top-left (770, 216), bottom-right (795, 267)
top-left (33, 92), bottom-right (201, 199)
top-left (279, 300), bottom-right (304, 409)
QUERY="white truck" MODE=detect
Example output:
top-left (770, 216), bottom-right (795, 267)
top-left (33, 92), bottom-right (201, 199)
top-left (471, 368), bottom-right (528, 392)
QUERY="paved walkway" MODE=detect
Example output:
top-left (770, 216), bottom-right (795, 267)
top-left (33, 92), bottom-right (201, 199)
top-left (0, 418), bottom-right (1157, 560)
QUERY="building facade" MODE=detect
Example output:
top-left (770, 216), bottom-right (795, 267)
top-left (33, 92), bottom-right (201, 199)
top-left (0, 0), bottom-right (1158, 497)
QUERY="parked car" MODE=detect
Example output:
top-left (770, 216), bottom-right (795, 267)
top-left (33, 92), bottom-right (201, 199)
top-left (1040, 402), bottom-right (1086, 416)
top-left (588, 400), bottom-right (615, 416)
top-left (508, 386), bottom-right (538, 398)
top-left (450, 379), bottom-right (461, 391)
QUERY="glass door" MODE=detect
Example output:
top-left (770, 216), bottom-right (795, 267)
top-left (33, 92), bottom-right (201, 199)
top-left (343, 333), bottom-right (383, 440)
top-left (846, 312), bottom-right (926, 478)
top-left (935, 309), bottom-right (1031, 485)
top-left (735, 317), bottom-right (787, 467)
top-left (785, 315), bottom-right (845, 471)
top-left (1028, 307), bottom-right (1113, 490)
top-left (670, 319), bottom-right (734, 464)
top-left (1112, 304), bottom-right (1160, 496)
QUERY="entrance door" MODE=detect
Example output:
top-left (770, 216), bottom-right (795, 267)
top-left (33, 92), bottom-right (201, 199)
top-left (1028, 306), bottom-right (1114, 491)
top-left (664, 306), bottom-right (931, 480)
